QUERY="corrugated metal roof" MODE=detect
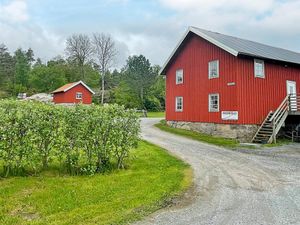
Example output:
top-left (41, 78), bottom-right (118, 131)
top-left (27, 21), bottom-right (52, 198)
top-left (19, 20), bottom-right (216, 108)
top-left (160, 26), bottom-right (300, 75)
top-left (191, 27), bottom-right (300, 65)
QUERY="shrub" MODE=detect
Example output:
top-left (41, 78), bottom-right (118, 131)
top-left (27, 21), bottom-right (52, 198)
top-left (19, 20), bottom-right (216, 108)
top-left (0, 100), bottom-right (140, 177)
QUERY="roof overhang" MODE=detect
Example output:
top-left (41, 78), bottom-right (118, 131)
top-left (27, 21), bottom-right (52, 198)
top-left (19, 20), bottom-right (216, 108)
top-left (159, 26), bottom-right (239, 75)
top-left (52, 80), bottom-right (95, 95)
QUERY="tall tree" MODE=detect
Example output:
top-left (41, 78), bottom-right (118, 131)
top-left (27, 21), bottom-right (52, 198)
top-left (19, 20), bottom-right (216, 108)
top-left (0, 44), bottom-right (15, 89)
top-left (93, 33), bottom-right (116, 104)
top-left (123, 55), bottom-right (156, 109)
top-left (14, 48), bottom-right (32, 89)
top-left (65, 34), bottom-right (93, 80)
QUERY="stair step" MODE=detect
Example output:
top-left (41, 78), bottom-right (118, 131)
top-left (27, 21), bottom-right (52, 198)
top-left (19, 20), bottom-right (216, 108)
top-left (257, 131), bottom-right (273, 135)
top-left (260, 128), bottom-right (273, 132)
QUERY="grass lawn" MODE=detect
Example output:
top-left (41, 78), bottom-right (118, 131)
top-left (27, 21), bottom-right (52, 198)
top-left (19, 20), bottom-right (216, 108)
top-left (155, 120), bottom-right (240, 148)
top-left (146, 112), bottom-right (165, 118)
top-left (0, 141), bottom-right (192, 225)
top-left (155, 120), bottom-right (291, 149)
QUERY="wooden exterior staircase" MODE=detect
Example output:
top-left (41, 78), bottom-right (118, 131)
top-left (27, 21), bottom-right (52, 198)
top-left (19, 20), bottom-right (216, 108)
top-left (252, 95), bottom-right (292, 144)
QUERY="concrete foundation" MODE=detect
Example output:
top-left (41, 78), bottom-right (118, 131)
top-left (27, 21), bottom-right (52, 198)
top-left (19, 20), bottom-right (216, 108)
top-left (167, 121), bottom-right (259, 142)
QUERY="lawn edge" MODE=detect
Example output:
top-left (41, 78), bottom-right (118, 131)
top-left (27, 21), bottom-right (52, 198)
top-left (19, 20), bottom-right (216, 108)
top-left (118, 140), bottom-right (194, 225)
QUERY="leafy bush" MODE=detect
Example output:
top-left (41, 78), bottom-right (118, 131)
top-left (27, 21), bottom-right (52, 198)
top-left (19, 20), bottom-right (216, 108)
top-left (0, 100), bottom-right (140, 177)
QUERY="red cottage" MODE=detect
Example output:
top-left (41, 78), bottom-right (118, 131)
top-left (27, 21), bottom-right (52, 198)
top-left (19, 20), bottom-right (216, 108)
top-left (160, 27), bottom-right (300, 143)
top-left (52, 81), bottom-right (95, 105)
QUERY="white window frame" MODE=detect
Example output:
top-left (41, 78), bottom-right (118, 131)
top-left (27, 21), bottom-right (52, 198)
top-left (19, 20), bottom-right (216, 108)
top-left (208, 93), bottom-right (219, 112)
top-left (176, 69), bottom-right (184, 84)
top-left (254, 59), bottom-right (265, 78)
top-left (175, 96), bottom-right (183, 112)
top-left (208, 60), bottom-right (219, 79)
top-left (76, 92), bottom-right (83, 100)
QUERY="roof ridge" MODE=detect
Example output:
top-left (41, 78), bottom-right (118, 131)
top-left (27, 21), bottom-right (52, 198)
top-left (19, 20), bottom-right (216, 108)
top-left (192, 26), bottom-right (300, 55)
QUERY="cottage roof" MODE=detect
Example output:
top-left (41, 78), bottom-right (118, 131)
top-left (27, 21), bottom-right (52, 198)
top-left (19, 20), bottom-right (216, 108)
top-left (160, 26), bottom-right (300, 75)
top-left (51, 80), bottom-right (95, 94)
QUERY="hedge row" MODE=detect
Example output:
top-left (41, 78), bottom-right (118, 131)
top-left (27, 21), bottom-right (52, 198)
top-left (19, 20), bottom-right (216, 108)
top-left (0, 100), bottom-right (140, 176)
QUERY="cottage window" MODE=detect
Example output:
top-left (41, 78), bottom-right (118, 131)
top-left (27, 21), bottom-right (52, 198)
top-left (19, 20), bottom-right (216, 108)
top-left (254, 59), bottom-right (265, 78)
top-left (76, 92), bottom-right (83, 99)
top-left (175, 96), bottom-right (183, 112)
top-left (209, 94), bottom-right (219, 112)
top-left (208, 60), bottom-right (219, 79)
top-left (176, 69), bottom-right (184, 84)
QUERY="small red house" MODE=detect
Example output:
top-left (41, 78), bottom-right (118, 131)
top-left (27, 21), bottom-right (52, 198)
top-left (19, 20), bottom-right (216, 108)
top-left (52, 81), bottom-right (95, 104)
top-left (160, 27), bottom-right (300, 143)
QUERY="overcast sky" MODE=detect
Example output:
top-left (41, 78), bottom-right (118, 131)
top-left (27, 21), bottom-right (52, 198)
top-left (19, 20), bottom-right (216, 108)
top-left (1, 0), bottom-right (300, 68)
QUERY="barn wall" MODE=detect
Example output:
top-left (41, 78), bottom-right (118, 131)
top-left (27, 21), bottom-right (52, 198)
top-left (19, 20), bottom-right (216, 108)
top-left (53, 84), bottom-right (93, 104)
top-left (237, 58), bottom-right (300, 124)
top-left (166, 34), bottom-right (239, 124)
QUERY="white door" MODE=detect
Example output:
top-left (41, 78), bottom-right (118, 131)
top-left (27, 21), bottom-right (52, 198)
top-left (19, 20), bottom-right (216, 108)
top-left (286, 80), bottom-right (297, 111)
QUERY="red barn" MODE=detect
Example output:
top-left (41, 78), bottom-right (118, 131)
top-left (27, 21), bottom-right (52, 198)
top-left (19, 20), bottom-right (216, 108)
top-left (160, 27), bottom-right (300, 143)
top-left (52, 81), bottom-right (95, 105)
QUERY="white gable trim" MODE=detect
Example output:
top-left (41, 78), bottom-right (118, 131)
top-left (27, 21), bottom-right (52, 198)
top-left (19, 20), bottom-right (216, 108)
top-left (159, 26), bottom-right (239, 75)
top-left (64, 80), bottom-right (95, 94)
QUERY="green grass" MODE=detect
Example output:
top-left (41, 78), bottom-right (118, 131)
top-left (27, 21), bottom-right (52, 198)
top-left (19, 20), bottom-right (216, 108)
top-left (0, 141), bottom-right (192, 225)
top-left (147, 111), bottom-right (165, 118)
top-left (155, 120), bottom-right (239, 148)
top-left (263, 138), bottom-right (291, 147)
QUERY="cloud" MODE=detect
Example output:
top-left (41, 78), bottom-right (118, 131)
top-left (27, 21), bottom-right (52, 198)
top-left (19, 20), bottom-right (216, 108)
top-left (158, 0), bottom-right (300, 52)
top-left (0, 0), bottom-right (64, 63)
top-left (0, 0), bottom-right (29, 23)
top-left (1, 0), bottom-right (299, 70)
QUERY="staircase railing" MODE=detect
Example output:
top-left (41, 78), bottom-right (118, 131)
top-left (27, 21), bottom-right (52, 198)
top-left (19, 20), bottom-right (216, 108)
top-left (268, 95), bottom-right (290, 143)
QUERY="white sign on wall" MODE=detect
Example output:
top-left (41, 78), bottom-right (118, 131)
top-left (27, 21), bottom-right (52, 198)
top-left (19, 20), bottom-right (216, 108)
top-left (221, 111), bottom-right (238, 120)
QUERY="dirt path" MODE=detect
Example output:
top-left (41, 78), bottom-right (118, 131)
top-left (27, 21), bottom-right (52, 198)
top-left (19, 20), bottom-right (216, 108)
top-left (135, 118), bottom-right (300, 225)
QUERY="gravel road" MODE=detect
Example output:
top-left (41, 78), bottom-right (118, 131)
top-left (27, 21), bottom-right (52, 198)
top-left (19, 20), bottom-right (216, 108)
top-left (136, 118), bottom-right (300, 225)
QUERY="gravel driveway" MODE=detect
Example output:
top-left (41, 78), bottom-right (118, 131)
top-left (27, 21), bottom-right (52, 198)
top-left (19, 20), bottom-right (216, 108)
top-left (136, 118), bottom-right (300, 225)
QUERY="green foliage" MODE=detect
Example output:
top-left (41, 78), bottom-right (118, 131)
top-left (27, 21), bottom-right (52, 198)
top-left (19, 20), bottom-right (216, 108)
top-left (14, 48), bottom-right (32, 88)
top-left (0, 100), bottom-right (140, 177)
top-left (112, 56), bottom-right (165, 111)
top-left (0, 141), bottom-right (191, 225)
top-left (28, 65), bottom-right (67, 92)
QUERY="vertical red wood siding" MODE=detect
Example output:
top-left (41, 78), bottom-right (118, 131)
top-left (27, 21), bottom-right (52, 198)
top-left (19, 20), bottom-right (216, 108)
top-left (53, 84), bottom-right (93, 104)
top-left (166, 33), bottom-right (300, 125)
top-left (237, 58), bottom-right (300, 124)
top-left (166, 34), bottom-right (239, 124)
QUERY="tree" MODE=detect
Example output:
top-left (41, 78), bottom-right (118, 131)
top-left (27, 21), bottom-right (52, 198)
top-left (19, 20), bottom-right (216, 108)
top-left (0, 44), bottom-right (15, 91)
top-left (14, 48), bottom-right (32, 91)
top-left (29, 65), bottom-right (67, 92)
top-left (123, 55), bottom-right (157, 109)
top-left (93, 33), bottom-right (116, 104)
top-left (65, 34), bottom-right (93, 80)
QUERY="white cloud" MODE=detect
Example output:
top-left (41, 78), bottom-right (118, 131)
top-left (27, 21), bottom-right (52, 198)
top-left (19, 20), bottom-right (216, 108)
top-left (158, 0), bottom-right (300, 53)
top-left (0, 0), bottom-right (29, 23)
top-left (0, 0), bottom-right (66, 63)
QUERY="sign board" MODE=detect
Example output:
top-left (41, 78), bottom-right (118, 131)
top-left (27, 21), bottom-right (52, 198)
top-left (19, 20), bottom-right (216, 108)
top-left (221, 111), bottom-right (238, 120)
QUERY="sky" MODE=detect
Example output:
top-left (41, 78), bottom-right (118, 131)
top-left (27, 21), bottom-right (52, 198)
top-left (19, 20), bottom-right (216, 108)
top-left (1, 0), bottom-right (300, 68)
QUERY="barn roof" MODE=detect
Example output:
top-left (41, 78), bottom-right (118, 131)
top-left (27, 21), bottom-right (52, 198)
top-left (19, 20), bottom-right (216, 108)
top-left (160, 26), bottom-right (300, 75)
top-left (51, 80), bottom-right (95, 94)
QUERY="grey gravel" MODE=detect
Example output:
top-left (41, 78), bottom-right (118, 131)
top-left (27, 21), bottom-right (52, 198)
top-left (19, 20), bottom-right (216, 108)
top-left (135, 118), bottom-right (300, 225)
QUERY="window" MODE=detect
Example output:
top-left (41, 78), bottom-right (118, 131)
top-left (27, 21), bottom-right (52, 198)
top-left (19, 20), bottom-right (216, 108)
top-left (76, 92), bottom-right (83, 99)
top-left (254, 59), bottom-right (265, 78)
top-left (209, 60), bottom-right (219, 79)
top-left (175, 96), bottom-right (183, 112)
top-left (176, 69), bottom-right (183, 84)
top-left (209, 94), bottom-right (219, 112)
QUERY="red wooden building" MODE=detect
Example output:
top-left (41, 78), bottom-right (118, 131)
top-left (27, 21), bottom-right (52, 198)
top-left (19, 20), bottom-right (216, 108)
top-left (52, 81), bottom-right (95, 105)
top-left (160, 27), bottom-right (300, 143)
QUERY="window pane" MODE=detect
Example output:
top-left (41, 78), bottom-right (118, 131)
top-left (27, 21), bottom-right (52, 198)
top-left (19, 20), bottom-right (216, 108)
top-left (209, 60), bottom-right (219, 78)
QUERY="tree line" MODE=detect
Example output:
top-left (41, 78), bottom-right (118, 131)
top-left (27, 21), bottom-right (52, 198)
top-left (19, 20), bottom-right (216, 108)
top-left (0, 33), bottom-right (165, 111)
